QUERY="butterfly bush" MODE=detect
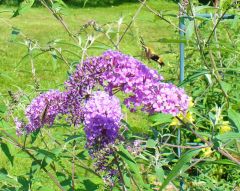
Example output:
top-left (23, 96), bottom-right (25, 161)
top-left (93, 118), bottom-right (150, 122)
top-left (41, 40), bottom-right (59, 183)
top-left (16, 50), bottom-right (189, 145)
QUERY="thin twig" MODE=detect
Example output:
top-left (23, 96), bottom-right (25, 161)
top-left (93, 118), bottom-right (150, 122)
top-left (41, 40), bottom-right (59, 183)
top-left (138, 0), bottom-right (184, 33)
top-left (116, 0), bottom-right (146, 47)
top-left (206, 4), bottom-right (233, 45)
top-left (39, 0), bottom-right (77, 42)
top-left (208, 50), bottom-right (229, 107)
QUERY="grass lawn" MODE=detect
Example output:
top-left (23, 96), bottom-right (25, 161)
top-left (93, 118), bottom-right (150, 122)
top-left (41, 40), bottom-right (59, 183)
top-left (0, 1), bottom-right (181, 189)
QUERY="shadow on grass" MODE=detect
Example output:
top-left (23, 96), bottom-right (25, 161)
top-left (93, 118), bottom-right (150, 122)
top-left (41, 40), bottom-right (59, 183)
top-left (64, 0), bottom-right (137, 8)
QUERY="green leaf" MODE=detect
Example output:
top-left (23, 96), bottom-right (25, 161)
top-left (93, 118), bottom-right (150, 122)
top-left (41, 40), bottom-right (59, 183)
top-left (0, 73), bottom-right (13, 82)
top-left (117, 145), bottom-right (135, 164)
top-left (17, 176), bottom-right (29, 190)
top-left (216, 132), bottom-right (240, 141)
top-left (228, 109), bottom-right (240, 132)
top-left (56, 172), bottom-right (71, 189)
top-left (15, 151), bottom-right (29, 158)
top-left (205, 159), bottom-right (240, 168)
top-left (51, 50), bottom-right (58, 72)
top-left (155, 165), bottom-right (164, 183)
top-left (34, 148), bottom-right (57, 165)
top-left (123, 174), bottom-right (132, 189)
top-left (185, 20), bottom-right (194, 40)
top-left (149, 113), bottom-right (172, 123)
top-left (0, 104), bottom-right (7, 114)
top-left (179, 69), bottom-right (209, 87)
top-left (53, 0), bottom-right (67, 7)
top-left (160, 149), bottom-right (200, 191)
top-left (146, 139), bottom-right (157, 148)
top-left (83, 179), bottom-right (99, 190)
top-left (220, 81), bottom-right (232, 93)
top-left (12, 0), bottom-right (35, 17)
top-left (64, 134), bottom-right (83, 143)
top-left (31, 129), bottom-right (40, 144)
top-left (0, 142), bottom-right (14, 166)
top-left (219, 0), bottom-right (232, 9)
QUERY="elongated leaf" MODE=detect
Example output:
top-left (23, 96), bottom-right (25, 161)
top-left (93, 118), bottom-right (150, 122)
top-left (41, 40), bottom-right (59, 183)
top-left (205, 159), bottom-right (240, 168)
top-left (155, 165), bottom-right (164, 183)
top-left (228, 109), bottom-right (240, 132)
top-left (220, 81), bottom-right (232, 93)
top-left (149, 113), bottom-right (172, 123)
top-left (220, 0), bottom-right (232, 9)
top-left (64, 134), bottom-right (83, 143)
top-left (160, 149), bottom-right (200, 191)
top-left (179, 69), bottom-right (209, 86)
top-left (0, 142), bottom-right (14, 166)
top-left (31, 129), bottom-right (40, 144)
top-left (185, 20), bottom-right (194, 40)
top-left (146, 139), bottom-right (157, 148)
top-left (0, 104), bottom-right (7, 114)
top-left (12, 0), bottom-right (35, 17)
top-left (117, 145), bottom-right (135, 164)
top-left (17, 176), bottom-right (29, 190)
top-left (216, 132), bottom-right (240, 141)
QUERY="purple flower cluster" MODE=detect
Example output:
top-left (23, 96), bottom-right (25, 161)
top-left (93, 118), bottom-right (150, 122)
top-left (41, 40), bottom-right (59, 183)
top-left (66, 50), bottom-right (189, 115)
top-left (84, 91), bottom-right (122, 149)
top-left (24, 90), bottom-right (67, 133)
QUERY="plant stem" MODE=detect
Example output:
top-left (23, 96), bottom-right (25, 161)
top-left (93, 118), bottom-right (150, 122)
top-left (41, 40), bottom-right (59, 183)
top-left (72, 144), bottom-right (76, 191)
top-left (39, 0), bottom-right (77, 43)
top-left (138, 0), bottom-right (185, 33)
top-left (116, 0), bottom-right (146, 47)
top-left (114, 153), bottom-right (127, 191)
top-left (206, 5), bottom-right (233, 45)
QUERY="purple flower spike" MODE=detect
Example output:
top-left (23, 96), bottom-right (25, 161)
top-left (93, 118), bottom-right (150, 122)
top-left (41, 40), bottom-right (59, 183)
top-left (83, 91), bottom-right (122, 149)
